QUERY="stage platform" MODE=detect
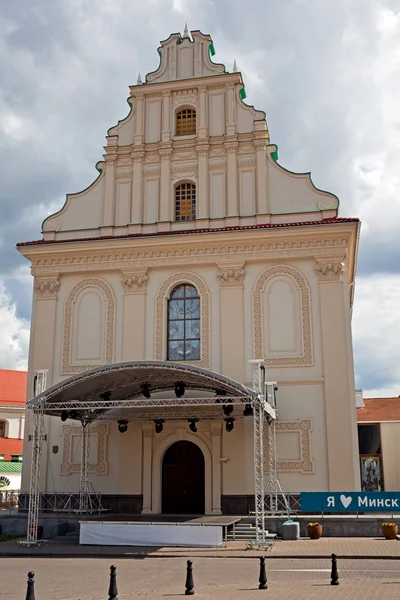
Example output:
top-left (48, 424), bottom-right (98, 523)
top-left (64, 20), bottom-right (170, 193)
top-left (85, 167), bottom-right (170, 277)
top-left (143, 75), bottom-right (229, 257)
top-left (79, 516), bottom-right (240, 548)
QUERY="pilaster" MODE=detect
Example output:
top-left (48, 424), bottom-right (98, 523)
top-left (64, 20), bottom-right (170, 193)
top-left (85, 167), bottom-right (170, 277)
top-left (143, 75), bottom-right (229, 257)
top-left (217, 262), bottom-right (245, 382)
top-left (226, 83), bottom-right (236, 136)
top-left (315, 257), bottom-right (360, 491)
top-left (225, 141), bottom-right (239, 216)
top-left (198, 85), bottom-right (207, 138)
top-left (196, 145), bottom-right (209, 219)
top-left (133, 92), bottom-right (144, 145)
top-left (102, 153), bottom-right (117, 227)
top-left (162, 91), bottom-right (171, 142)
top-left (254, 139), bottom-right (268, 215)
top-left (121, 268), bottom-right (148, 361)
top-left (130, 151), bottom-right (144, 225)
top-left (211, 425), bottom-right (222, 514)
top-left (141, 427), bottom-right (153, 514)
top-left (159, 148), bottom-right (172, 222)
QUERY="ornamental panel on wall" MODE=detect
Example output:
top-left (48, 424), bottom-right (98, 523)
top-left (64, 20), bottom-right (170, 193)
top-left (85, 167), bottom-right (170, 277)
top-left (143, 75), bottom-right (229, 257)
top-left (62, 278), bottom-right (115, 374)
top-left (60, 423), bottom-right (109, 475)
top-left (253, 265), bottom-right (313, 367)
top-left (264, 419), bottom-right (314, 474)
top-left (155, 272), bottom-right (210, 368)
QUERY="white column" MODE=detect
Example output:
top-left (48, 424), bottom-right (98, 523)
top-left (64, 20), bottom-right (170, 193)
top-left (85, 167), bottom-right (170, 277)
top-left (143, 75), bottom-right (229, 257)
top-left (225, 142), bottom-right (239, 216)
top-left (130, 152), bottom-right (144, 225)
top-left (254, 139), bottom-right (268, 215)
top-left (196, 145), bottom-right (209, 220)
top-left (159, 148), bottom-right (172, 222)
top-left (211, 426), bottom-right (222, 514)
top-left (141, 428), bottom-right (153, 514)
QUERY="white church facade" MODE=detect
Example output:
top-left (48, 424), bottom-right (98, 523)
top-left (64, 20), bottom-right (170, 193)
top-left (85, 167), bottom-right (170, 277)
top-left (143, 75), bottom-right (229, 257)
top-left (18, 28), bottom-right (361, 515)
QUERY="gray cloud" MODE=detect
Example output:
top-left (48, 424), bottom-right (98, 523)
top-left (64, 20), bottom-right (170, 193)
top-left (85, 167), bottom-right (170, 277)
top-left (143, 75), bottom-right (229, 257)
top-left (1, 0), bottom-right (400, 396)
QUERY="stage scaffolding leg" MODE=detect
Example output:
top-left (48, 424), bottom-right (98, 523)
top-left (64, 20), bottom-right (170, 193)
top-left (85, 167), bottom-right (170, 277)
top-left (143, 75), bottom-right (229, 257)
top-left (25, 405), bottom-right (45, 545)
top-left (253, 398), bottom-right (265, 544)
top-left (79, 422), bottom-right (90, 512)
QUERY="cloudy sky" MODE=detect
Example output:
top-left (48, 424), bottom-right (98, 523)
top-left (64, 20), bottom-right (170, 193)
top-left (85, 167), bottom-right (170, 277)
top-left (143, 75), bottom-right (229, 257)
top-left (1, 0), bottom-right (399, 396)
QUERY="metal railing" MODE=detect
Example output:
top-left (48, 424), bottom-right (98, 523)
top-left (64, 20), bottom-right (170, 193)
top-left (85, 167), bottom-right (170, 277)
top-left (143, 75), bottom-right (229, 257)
top-left (0, 490), bottom-right (103, 515)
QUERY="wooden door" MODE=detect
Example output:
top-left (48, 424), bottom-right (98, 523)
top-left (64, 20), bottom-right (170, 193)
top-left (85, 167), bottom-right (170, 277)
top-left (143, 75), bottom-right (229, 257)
top-left (162, 441), bottom-right (205, 514)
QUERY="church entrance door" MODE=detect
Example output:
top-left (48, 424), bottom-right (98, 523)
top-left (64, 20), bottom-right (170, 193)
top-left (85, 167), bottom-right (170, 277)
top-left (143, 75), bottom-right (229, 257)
top-left (162, 441), bottom-right (205, 514)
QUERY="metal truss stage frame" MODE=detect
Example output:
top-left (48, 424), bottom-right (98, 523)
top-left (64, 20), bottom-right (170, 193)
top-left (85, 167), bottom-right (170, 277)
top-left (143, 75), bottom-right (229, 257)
top-left (20, 361), bottom-right (279, 546)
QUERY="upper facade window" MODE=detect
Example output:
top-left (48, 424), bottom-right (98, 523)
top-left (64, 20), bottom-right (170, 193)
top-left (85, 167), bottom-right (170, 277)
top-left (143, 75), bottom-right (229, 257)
top-left (167, 284), bottom-right (200, 361)
top-left (0, 421), bottom-right (5, 438)
top-left (176, 108), bottom-right (196, 136)
top-left (175, 183), bottom-right (196, 221)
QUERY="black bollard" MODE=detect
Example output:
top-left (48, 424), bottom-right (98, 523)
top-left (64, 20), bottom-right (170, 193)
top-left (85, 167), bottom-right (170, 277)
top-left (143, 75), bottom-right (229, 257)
top-left (108, 565), bottom-right (118, 600)
top-left (25, 572), bottom-right (35, 600)
top-left (258, 556), bottom-right (268, 590)
top-left (330, 553), bottom-right (339, 586)
top-left (185, 560), bottom-right (194, 595)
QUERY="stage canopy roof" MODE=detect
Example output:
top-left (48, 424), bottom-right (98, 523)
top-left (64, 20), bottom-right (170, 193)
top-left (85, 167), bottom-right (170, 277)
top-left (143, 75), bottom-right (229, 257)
top-left (28, 361), bottom-right (258, 422)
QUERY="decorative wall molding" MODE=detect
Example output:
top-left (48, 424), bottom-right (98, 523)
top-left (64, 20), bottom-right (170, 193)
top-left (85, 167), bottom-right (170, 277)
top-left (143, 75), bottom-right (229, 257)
top-left (171, 162), bottom-right (197, 171)
top-left (172, 90), bottom-right (199, 109)
top-left (155, 272), bottom-right (210, 368)
top-left (34, 276), bottom-right (60, 299)
top-left (121, 268), bottom-right (148, 293)
top-left (315, 259), bottom-right (345, 282)
top-left (31, 238), bottom-right (350, 277)
top-left (62, 277), bottom-right (115, 374)
top-left (264, 419), bottom-right (313, 473)
top-left (217, 262), bottom-right (245, 287)
top-left (253, 265), bottom-right (313, 367)
top-left (61, 423), bottom-right (109, 475)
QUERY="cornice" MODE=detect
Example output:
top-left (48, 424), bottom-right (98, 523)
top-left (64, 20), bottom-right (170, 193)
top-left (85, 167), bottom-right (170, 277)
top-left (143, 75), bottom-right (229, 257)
top-left (29, 236), bottom-right (350, 276)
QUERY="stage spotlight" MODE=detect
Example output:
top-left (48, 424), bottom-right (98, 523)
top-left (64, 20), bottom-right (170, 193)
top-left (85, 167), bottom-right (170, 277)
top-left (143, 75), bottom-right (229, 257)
top-left (188, 419), bottom-right (198, 433)
top-left (118, 420), bottom-right (128, 433)
top-left (61, 410), bottom-right (68, 422)
top-left (100, 391), bottom-right (111, 401)
top-left (69, 410), bottom-right (78, 420)
top-left (266, 413), bottom-right (275, 425)
top-left (174, 382), bottom-right (186, 398)
top-left (225, 417), bottom-right (235, 433)
top-left (215, 389), bottom-right (227, 397)
top-left (243, 404), bottom-right (253, 417)
top-left (155, 419), bottom-right (164, 434)
top-left (141, 383), bottom-right (151, 399)
top-left (223, 404), bottom-right (234, 416)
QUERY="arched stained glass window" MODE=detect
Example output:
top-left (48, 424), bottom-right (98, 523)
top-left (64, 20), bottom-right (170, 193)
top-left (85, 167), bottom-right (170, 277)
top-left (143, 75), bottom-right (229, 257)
top-left (167, 284), bottom-right (200, 361)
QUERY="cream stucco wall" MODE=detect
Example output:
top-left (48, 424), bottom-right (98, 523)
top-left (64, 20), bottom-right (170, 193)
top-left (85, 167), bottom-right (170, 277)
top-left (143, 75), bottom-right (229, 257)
top-left (380, 423), bottom-right (400, 491)
top-left (18, 28), bottom-right (361, 507)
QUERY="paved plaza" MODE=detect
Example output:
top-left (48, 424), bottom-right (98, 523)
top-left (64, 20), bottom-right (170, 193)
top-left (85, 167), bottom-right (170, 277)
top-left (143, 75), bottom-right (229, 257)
top-left (1, 556), bottom-right (400, 600)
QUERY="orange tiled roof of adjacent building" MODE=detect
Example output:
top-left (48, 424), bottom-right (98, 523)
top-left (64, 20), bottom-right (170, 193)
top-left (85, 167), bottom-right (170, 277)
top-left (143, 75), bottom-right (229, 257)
top-left (357, 397), bottom-right (400, 422)
top-left (0, 438), bottom-right (23, 461)
top-left (0, 369), bottom-right (27, 406)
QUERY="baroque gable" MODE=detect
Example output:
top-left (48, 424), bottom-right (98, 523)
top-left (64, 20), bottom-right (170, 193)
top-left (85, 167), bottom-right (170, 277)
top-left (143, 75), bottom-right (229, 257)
top-left (38, 27), bottom-right (339, 242)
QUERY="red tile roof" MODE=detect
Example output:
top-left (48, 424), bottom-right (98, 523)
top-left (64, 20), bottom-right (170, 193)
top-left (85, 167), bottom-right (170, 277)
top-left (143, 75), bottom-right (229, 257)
top-left (0, 370), bottom-right (27, 406)
top-left (16, 217), bottom-right (360, 247)
top-left (357, 397), bottom-right (400, 422)
top-left (0, 438), bottom-right (23, 461)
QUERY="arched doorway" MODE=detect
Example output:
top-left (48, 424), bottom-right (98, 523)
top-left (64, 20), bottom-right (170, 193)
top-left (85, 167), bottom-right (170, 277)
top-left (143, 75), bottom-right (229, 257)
top-left (162, 441), bottom-right (205, 514)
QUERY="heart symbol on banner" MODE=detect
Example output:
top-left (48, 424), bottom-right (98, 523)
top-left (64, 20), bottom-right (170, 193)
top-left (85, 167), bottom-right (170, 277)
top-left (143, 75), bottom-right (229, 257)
top-left (340, 494), bottom-right (352, 509)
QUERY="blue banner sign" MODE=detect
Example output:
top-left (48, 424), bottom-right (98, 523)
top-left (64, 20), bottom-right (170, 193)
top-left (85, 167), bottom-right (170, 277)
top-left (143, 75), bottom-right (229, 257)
top-left (300, 492), bottom-right (400, 512)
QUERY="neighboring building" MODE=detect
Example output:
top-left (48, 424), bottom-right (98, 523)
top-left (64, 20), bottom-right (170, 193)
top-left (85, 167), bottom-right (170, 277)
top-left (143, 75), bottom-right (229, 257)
top-left (17, 28), bottom-right (361, 515)
top-left (0, 369), bottom-right (26, 490)
top-left (357, 394), bottom-right (400, 492)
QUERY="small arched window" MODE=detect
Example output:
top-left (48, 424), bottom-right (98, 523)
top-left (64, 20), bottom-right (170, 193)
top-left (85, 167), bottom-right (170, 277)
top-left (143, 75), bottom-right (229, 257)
top-left (167, 284), bottom-right (200, 361)
top-left (0, 421), bottom-right (6, 438)
top-left (176, 108), bottom-right (196, 136)
top-left (175, 183), bottom-right (196, 221)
